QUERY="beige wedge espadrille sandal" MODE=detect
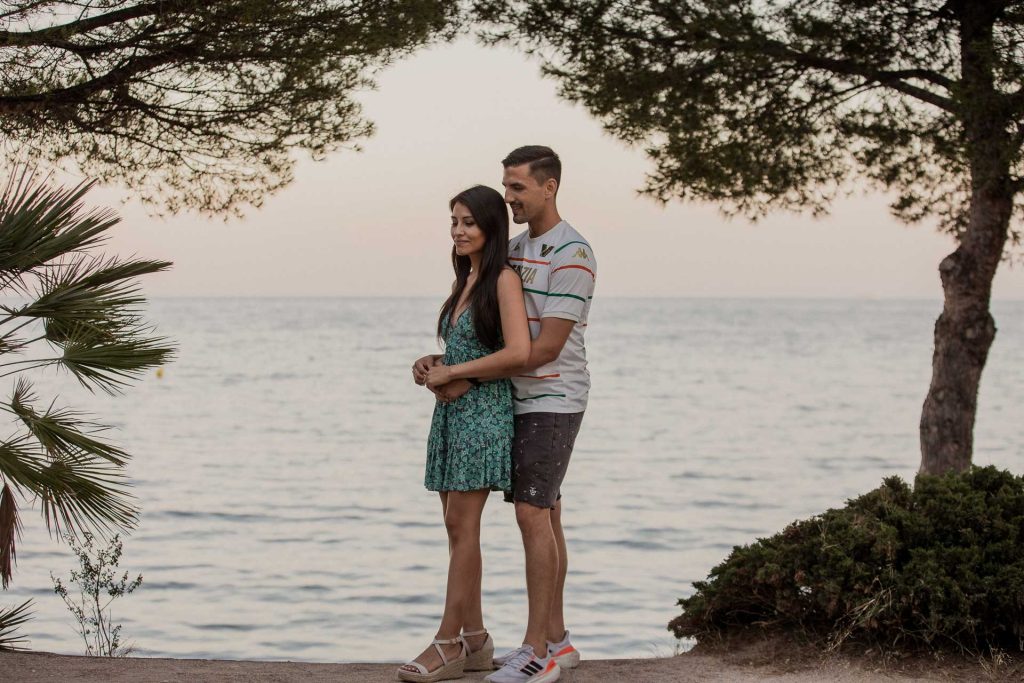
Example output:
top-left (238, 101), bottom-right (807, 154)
top-left (396, 635), bottom-right (467, 682)
top-left (461, 629), bottom-right (494, 672)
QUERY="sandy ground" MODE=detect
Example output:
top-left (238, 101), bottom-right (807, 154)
top-left (3, 648), bottom-right (1014, 682)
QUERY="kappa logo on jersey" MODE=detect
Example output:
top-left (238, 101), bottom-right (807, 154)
top-left (513, 264), bottom-right (537, 284)
top-left (541, 244), bottom-right (554, 257)
top-left (574, 247), bottom-right (590, 259)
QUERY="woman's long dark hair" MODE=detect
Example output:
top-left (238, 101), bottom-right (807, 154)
top-left (437, 185), bottom-right (509, 351)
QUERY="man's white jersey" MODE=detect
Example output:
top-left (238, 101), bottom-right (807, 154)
top-left (508, 221), bottom-right (596, 414)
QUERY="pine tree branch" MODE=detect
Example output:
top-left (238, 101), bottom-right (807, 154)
top-left (0, 48), bottom-right (194, 112)
top-left (757, 39), bottom-right (957, 112)
top-left (0, 1), bottom-right (180, 48)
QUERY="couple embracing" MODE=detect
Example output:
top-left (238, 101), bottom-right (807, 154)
top-left (402, 146), bottom-right (596, 683)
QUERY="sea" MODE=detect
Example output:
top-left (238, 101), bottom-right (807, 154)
top-left (3, 298), bottom-right (1021, 662)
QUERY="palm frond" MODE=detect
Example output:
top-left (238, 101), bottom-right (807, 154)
top-left (0, 599), bottom-right (33, 652)
top-left (0, 252), bottom-right (176, 395)
top-left (0, 336), bottom-right (27, 355)
top-left (9, 379), bottom-right (129, 466)
top-left (37, 457), bottom-right (138, 540)
top-left (5, 254), bottom-right (172, 323)
top-left (0, 482), bottom-right (22, 589)
top-left (0, 165), bottom-right (170, 588)
top-left (59, 331), bottom-right (173, 395)
top-left (0, 436), bottom-right (49, 490)
top-left (77, 257), bottom-right (174, 295)
top-left (0, 437), bottom-right (136, 540)
top-left (0, 168), bottom-right (115, 277)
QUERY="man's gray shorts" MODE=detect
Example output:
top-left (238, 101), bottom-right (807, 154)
top-left (504, 412), bottom-right (584, 509)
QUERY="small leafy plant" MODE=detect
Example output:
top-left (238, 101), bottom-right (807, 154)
top-left (51, 532), bottom-right (142, 657)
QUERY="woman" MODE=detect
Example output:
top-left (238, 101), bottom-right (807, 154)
top-left (400, 185), bottom-right (530, 682)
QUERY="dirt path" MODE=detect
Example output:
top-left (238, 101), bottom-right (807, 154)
top-left (3, 649), bottom-right (1008, 682)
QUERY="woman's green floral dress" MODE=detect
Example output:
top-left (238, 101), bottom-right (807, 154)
top-left (425, 309), bottom-right (513, 492)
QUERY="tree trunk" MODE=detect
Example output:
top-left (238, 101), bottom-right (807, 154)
top-left (919, 1), bottom-right (1013, 475)
top-left (919, 198), bottom-right (1009, 475)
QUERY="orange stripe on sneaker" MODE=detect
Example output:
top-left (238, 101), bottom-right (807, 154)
top-left (553, 645), bottom-right (575, 657)
top-left (552, 264), bottom-right (595, 278)
top-left (544, 660), bottom-right (558, 672)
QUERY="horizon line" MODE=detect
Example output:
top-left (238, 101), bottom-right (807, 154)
top-left (136, 294), bottom-right (1024, 302)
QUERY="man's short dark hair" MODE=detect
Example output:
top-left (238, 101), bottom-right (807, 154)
top-left (502, 145), bottom-right (561, 188)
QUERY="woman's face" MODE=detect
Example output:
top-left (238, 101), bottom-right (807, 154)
top-left (451, 202), bottom-right (487, 258)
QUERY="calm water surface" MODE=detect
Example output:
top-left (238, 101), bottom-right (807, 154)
top-left (5, 298), bottom-right (1022, 661)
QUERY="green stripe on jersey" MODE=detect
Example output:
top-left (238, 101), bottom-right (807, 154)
top-left (514, 393), bottom-right (568, 402)
top-left (522, 287), bottom-right (587, 303)
top-left (554, 240), bottom-right (589, 254)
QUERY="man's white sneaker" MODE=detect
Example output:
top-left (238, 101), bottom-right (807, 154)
top-left (484, 645), bottom-right (560, 683)
top-left (492, 644), bottom-right (528, 669)
top-left (546, 630), bottom-right (580, 669)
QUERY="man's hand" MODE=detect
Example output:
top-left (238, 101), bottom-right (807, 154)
top-left (434, 379), bottom-right (473, 403)
top-left (412, 354), bottom-right (441, 385)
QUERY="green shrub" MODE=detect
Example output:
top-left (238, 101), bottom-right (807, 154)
top-left (670, 466), bottom-right (1024, 654)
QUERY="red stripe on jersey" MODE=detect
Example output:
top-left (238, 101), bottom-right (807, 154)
top-left (552, 264), bottom-right (595, 278)
top-left (509, 257), bottom-right (551, 265)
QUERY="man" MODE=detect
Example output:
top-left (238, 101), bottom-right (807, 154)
top-left (440, 146), bottom-right (596, 683)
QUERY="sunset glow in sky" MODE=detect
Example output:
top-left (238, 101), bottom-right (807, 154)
top-left (79, 39), bottom-right (1024, 301)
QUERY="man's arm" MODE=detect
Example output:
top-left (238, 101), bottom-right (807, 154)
top-left (471, 316), bottom-right (576, 381)
top-left (500, 237), bottom-right (595, 379)
top-left (436, 236), bottom-right (594, 391)
top-left (522, 317), bottom-right (576, 372)
top-left (433, 317), bottom-right (575, 401)
top-left (424, 269), bottom-right (531, 388)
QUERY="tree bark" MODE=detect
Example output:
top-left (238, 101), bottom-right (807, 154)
top-left (919, 1), bottom-right (1012, 475)
top-left (920, 199), bottom-right (1009, 475)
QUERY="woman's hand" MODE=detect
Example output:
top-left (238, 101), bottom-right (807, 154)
top-left (425, 363), bottom-right (454, 389)
top-left (412, 354), bottom-right (441, 385)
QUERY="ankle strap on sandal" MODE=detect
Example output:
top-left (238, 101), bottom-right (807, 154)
top-left (461, 629), bottom-right (488, 638)
top-left (430, 635), bottom-right (466, 666)
top-left (431, 636), bottom-right (464, 645)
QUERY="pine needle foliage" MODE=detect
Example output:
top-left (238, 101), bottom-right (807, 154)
top-left (474, 0), bottom-right (1024, 474)
top-left (0, 166), bottom-right (173, 646)
top-left (671, 466), bottom-right (1024, 656)
top-left (0, 0), bottom-right (459, 216)
top-left (473, 1), bottom-right (1023, 235)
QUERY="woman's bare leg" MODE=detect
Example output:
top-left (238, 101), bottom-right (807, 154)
top-left (401, 489), bottom-right (489, 673)
top-left (460, 491), bottom-right (487, 654)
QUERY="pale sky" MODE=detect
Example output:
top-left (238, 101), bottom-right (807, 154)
top-left (78, 39), bottom-right (1024, 300)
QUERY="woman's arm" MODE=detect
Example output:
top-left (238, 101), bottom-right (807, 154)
top-left (425, 269), bottom-right (530, 387)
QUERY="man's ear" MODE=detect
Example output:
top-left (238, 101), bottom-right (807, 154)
top-left (545, 177), bottom-right (558, 198)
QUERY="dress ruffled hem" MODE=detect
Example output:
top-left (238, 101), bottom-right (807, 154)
top-left (424, 435), bottom-right (512, 492)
